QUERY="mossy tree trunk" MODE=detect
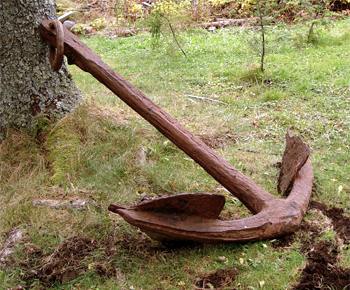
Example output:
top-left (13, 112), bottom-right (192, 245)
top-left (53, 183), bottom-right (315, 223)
top-left (0, 0), bottom-right (81, 138)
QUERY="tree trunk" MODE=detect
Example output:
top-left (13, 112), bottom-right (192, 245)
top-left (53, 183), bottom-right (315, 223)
top-left (0, 0), bottom-right (81, 138)
top-left (192, 0), bottom-right (199, 20)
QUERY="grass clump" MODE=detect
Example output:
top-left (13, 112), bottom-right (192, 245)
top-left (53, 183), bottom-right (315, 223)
top-left (261, 88), bottom-right (286, 102)
top-left (46, 104), bottom-right (137, 188)
top-left (239, 65), bottom-right (265, 83)
top-left (46, 118), bottom-right (82, 186)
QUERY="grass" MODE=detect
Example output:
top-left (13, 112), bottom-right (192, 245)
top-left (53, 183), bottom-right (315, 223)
top-left (0, 18), bottom-right (350, 289)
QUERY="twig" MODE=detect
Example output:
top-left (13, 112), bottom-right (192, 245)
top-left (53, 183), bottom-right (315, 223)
top-left (185, 95), bottom-right (227, 105)
top-left (58, 11), bottom-right (77, 22)
top-left (163, 16), bottom-right (188, 58)
top-left (202, 17), bottom-right (259, 29)
top-left (142, 2), bottom-right (152, 8)
top-left (307, 21), bottom-right (317, 43)
top-left (256, 0), bottom-right (265, 72)
top-left (237, 148), bottom-right (279, 156)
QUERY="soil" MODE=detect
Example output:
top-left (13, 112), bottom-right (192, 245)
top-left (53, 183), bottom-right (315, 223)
top-left (94, 261), bottom-right (121, 278)
top-left (330, 0), bottom-right (350, 11)
top-left (195, 268), bottom-right (238, 289)
top-left (273, 199), bottom-right (350, 249)
top-left (199, 131), bottom-right (236, 149)
top-left (12, 200), bottom-right (350, 289)
top-left (295, 241), bottom-right (350, 290)
top-left (271, 233), bottom-right (296, 248)
top-left (310, 201), bottom-right (350, 244)
top-left (22, 236), bottom-right (97, 285)
top-left (272, 209), bottom-right (322, 250)
top-left (270, 199), bottom-right (350, 289)
top-left (289, 201), bottom-right (350, 290)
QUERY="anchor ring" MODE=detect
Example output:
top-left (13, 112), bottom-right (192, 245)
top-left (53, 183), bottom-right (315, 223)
top-left (49, 20), bottom-right (64, 71)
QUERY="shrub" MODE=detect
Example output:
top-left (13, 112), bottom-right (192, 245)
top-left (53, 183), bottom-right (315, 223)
top-left (152, 0), bottom-right (191, 17)
top-left (90, 17), bottom-right (107, 31)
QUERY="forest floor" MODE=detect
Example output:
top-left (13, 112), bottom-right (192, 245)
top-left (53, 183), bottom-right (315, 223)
top-left (0, 18), bottom-right (350, 290)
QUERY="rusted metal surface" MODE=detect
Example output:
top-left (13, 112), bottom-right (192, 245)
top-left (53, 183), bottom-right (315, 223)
top-left (48, 20), bottom-right (64, 71)
top-left (278, 131), bottom-right (311, 195)
top-left (109, 193), bottom-right (226, 220)
top-left (109, 135), bottom-right (313, 242)
top-left (40, 20), bottom-right (314, 243)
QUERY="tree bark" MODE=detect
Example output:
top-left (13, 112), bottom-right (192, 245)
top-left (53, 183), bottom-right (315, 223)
top-left (0, 0), bottom-right (81, 138)
top-left (192, 0), bottom-right (199, 20)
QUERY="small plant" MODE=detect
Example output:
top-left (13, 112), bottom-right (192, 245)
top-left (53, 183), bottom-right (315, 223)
top-left (148, 11), bottom-right (163, 48)
top-left (90, 17), bottom-right (107, 31)
top-left (30, 115), bottom-right (51, 140)
top-left (256, 0), bottom-right (266, 72)
top-left (307, 21), bottom-right (318, 43)
top-left (209, 0), bottom-right (233, 7)
top-left (130, 2), bottom-right (144, 17)
top-left (114, 0), bottom-right (140, 22)
top-left (245, 0), bottom-right (270, 73)
top-left (262, 88), bottom-right (286, 102)
top-left (319, 229), bottom-right (337, 242)
top-left (147, 1), bottom-right (188, 57)
top-left (152, 0), bottom-right (191, 17)
top-left (240, 64), bottom-right (264, 83)
top-left (71, 23), bottom-right (85, 35)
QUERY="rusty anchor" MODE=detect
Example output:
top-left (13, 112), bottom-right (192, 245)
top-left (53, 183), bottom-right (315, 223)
top-left (40, 20), bottom-right (313, 243)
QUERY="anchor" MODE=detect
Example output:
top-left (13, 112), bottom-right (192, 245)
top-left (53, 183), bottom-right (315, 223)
top-left (40, 20), bottom-right (313, 243)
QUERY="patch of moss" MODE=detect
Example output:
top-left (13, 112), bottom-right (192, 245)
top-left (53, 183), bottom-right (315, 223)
top-left (46, 103), bottom-right (140, 187)
top-left (46, 115), bottom-right (82, 186)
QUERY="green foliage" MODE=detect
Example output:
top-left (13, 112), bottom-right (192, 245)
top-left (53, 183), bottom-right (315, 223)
top-left (208, 0), bottom-right (233, 6)
top-left (29, 114), bottom-right (51, 138)
top-left (90, 17), bottom-right (107, 31)
top-left (148, 11), bottom-right (163, 48)
top-left (57, 0), bottom-right (349, 30)
top-left (318, 229), bottom-right (337, 242)
top-left (46, 104), bottom-right (138, 187)
top-left (152, 0), bottom-right (191, 17)
top-left (56, 0), bottom-right (75, 15)
top-left (262, 88), bottom-right (286, 102)
top-left (240, 65), bottom-right (265, 83)
top-left (145, 2), bottom-right (188, 55)
top-left (72, 23), bottom-right (86, 35)
top-left (46, 118), bottom-right (81, 186)
top-left (207, 0), bottom-right (339, 20)
top-left (0, 270), bottom-right (19, 289)
top-left (72, 18), bottom-right (108, 35)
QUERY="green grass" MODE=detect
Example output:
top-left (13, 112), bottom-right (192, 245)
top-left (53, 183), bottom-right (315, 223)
top-left (0, 18), bottom-right (349, 289)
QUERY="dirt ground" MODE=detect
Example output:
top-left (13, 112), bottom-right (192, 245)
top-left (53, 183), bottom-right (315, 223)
top-left (272, 200), bottom-right (350, 290)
